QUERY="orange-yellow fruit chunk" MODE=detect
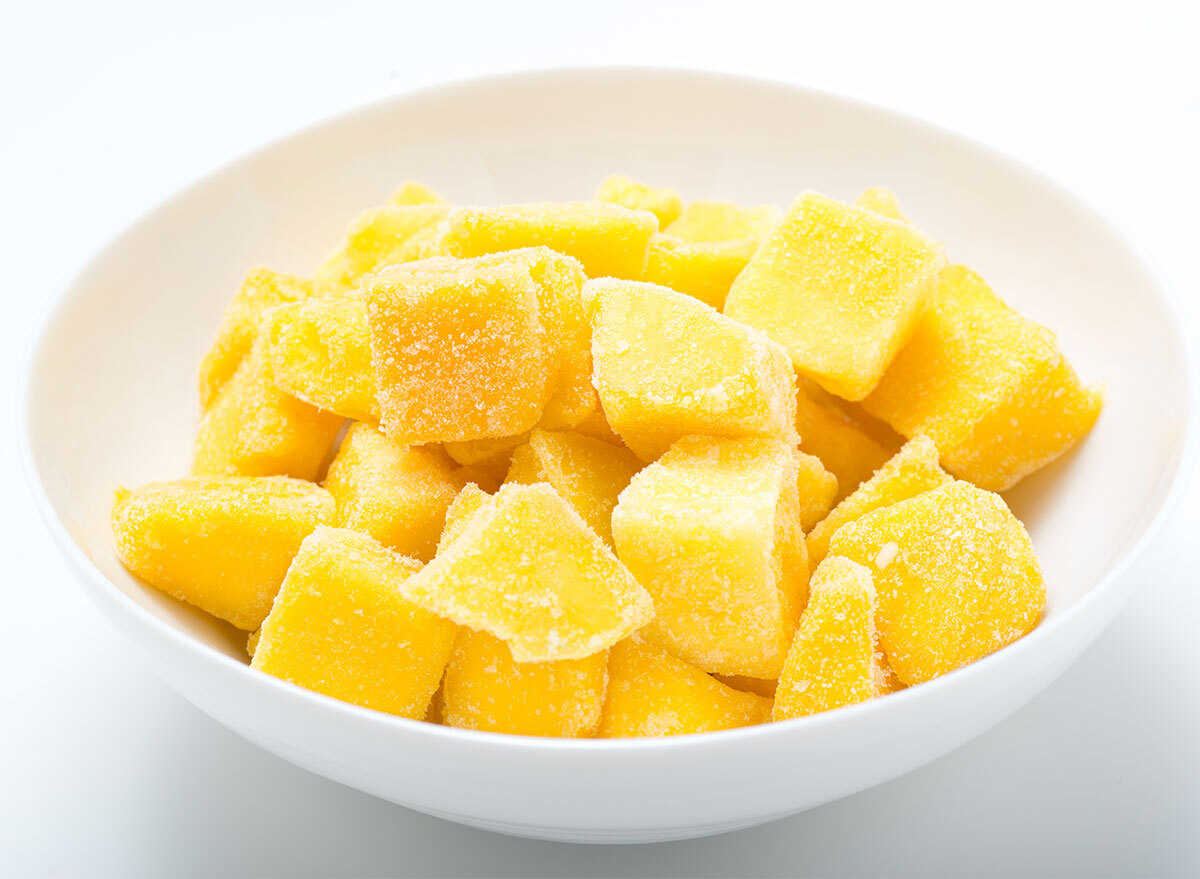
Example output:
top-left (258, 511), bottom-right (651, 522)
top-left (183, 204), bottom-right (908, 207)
top-left (246, 628), bottom-right (260, 658)
top-left (807, 435), bottom-right (951, 567)
top-left (573, 407), bottom-right (624, 446)
top-left (390, 180), bottom-right (447, 206)
top-left (199, 267), bottom-right (312, 408)
top-left (711, 674), bottom-right (778, 699)
top-left (829, 480), bottom-right (1046, 685)
top-left (590, 278), bottom-right (797, 462)
top-left (252, 526), bottom-right (456, 717)
top-left (597, 638), bottom-right (771, 737)
top-left (401, 483), bottom-right (653, 662)
top-left (363, 251), bottom-right (566, 443)
top-left (442, 628), bottom-right (607, 737)
top-left (193, 332), bottom-right (343, 481)
top-left (773, 556), bottom-right (882, 720)
top-left (725, 191), bottom-right (945, 400)
top-left (441, 202), bottom-right (658, 280)
top-left (861, 265), bottom-right (1102, 491)
top-left (504, 429), bottom-right (642, 546)
top-left (323, 423), bottom-right (461, 562)
top-left (795, 451), bottom-right (839, 532)
top-left (264, 297), bottom-right (379, 423)
top-left (663, 199), bottom-right (781, 244)
top-left (640, 234), bottom-right (757, 310)
top-left (612, 436), bottom-right (808, 678)
top-left (855, 187), bottom-right (907, 222)
top-left (594, 175), bottom-right (682, 228)
top-left (315, 204), bottom-right (449, 293)
top-left (112, 476), bottom-right (334, 630)
top-left (795, 384), bottom-right (899, 502)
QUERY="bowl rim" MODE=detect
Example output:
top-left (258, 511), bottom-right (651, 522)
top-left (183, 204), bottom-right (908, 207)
top-left (19, 65), bottom-right (1200, 754)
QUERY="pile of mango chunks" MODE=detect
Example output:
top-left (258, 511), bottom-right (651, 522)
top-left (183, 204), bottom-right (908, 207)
top-left (112, 175), bottom-right (1101, 737)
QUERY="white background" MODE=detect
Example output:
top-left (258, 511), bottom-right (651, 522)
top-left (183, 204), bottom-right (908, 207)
top-left (4, 2), bottom-right (1199, 875)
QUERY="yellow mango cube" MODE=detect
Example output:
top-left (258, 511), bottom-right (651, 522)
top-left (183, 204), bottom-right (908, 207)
top-left (442, 628), bottom-right (607, 737)
top-left (663, 199), bottom-right (781, 243)
top-left (594, 174), bottom-right (682, 228)
top-left (323, 423), bottom-right (462, 562)
top-left (444, 432), bottom-right (528, 484)
top-left (504, 429), bottom-right (642, 546)
top-left (400, 483), bottom-right (653, 662)
top-left (390, 180), bottom-right (447, 206)
top-left (829, 481), bottom-right (1046, 685)
top-left (711, 674), bottom-right (778, 699)
top-left (199, 267), bottom-right (312, 408)
top-left (640, 234), bottom-right (756, 310)
top-left (807, 435), bottom-right (951, 567)
top-left (590, 278), bottom-right (797, 461)
top-left (437, 482), bottom-right (494, 553)
top-left (861, 265), bottom-right (1102, 491)
top-left (612, 436), bottom-right (808, 678)
top-left (725, 191), bottom-right (945, 400)
top-left (252, 527), bottom-right (456, 717)
top-left (855, 187), bottom-right (907, 222)
top-left (441, 202), bottom-right (658, 280)
top-left (363, 252), bottom-right (561, 443)
top-left (795, 451), bottom-right (839, 532)
top-left (112, 476), bottom-right (334, 630)
top-left (795, 384), bottom-right (899, 503)
top-left (597, 638), bottom-right (771, 737)
top-left (316, 204), bottom-right (449, 293)
top-left (264, 297), bottom-right (378, 423)
top-left (773, 556), bottom-right (882, 720)
top-left (193, 332), bottom-right (343, 481)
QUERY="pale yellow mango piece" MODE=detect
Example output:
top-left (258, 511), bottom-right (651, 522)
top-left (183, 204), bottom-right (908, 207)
top-left (861, 265), bottom-right (1102, 491)
top-left (590, 278), bottom-right (797, 462)
top-left (597, 638), bottom-right (771, 737)
top-left (773, 556), bottom-right (882, 720)
top-left (829, 481), bottom-right (1046, 685)
top-left (711, 674), bottom-right (778, 699)
top-left (199, 267), bottom-right (312, 408)
top-left (193, 332), bottom-right (343, 482)
top-left (437, 482), bottom-right (495, 553)
top-left (795, 451), bottom-right (839, 532)
top-left (594, 174), bottom-right (682, 228)
top-left (855, 187), bottom-right (907, 222)
top-left (390, 180), bottom-right (447, 206)
top-left (807, 435), bottom-right (951, 567)
top-left (442, 628), bottom-right (607, 737)
top-left (112, 476), bottom-right (334, 630)
top-left (640, 234), bottom-right (757, 310)
top-left (252, 526), bottom-right (456, 718)
top-left (400, 483), bottom-right (653, 662)
top-left (725, 191), bottom-right (945, 400)
top-left (441, 202), bottom-right (658, 280)
top-left (323, 423), bottom-right (461, 562)
top-left (795, 383), bottom-right (900, 503)
top-left (504, 429), bottom-right (642, 546)
top-left (612, 436), bottom-right (808, 678)
top-left (315, 203), bottom-right (449, 293)
top-left (664, 199), bottom-right (780, 243)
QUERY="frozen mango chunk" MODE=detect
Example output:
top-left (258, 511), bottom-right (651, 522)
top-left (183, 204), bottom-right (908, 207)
top-left (246, 628), bottom-right (260, 659)
top-left (442, 628), bottom-right (607, 737)
top-left (444, 433), bottom-right (528, 489)
top-left (437, 482), bottom-right (494, 553)
top-left (504, 429), bottom-right (642, 546)
top-left (795, 451), bottom-right (839, 532)
top-left (390, 180), bottom-right (447, 206)
top-left (264, 297), bottom-right (378, 423)
top-left (640, 234), bottom-right (756, 310)
top-left (595, 174), bottom-right (682, 228)
top-left (725, 191), bottom-right (945, 400)
top-left (400, 483), bottom-right (653, 662)
top-left (363, 252), bottom-right (561, 443)
top-left (830, 480), bottom-right (1045, 685)
top-left (597, 638), bottom-right (771, 737)
top-left (441, 202), bottom-right (657, 280)
top-left (796, 384), bottom-right (898, 503)
top-left (591, 279), bottom-right (797, 461)
top-left (252, 527), bottom-right (456, 717)
top-left (862, 265), bottom-right (1102, 491)
top-left (323, 423), bottom-right (461, 562)
top-left (856, 187), bottom-right (907, 222)
top-left (199, 267), bottom-right (312, 408)
top-left (664, 199), bottom-right (780, 244)
top-left (193, 332), bottom-right (343, 481)
top-left (807, 435), bottom-right (951, 566)
top-left (711, 674), bottom-right (778, 699)
top-left (315, 204), bottom-right (449, 293)
top-left (612, 436), bottom-right (808, 678)
top-left (773, 556), bottom-right (882, 720)
top-left (112, 476), bottom-right (334, 630)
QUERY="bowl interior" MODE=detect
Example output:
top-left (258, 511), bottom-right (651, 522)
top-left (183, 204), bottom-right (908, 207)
top-left (26, 69), bottom-right (1190, 668)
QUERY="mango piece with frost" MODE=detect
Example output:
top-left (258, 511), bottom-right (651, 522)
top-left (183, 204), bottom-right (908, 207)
top-left (595, 174), bottom-right (682, 228)
top-left (112, 476), bottom-right (334, 630)
top-left (315, 203), bottom-right (449, 293)
top-left (640, 234), bottom-right (756, 310)
top-left (390, 180), bottom-right (447, 206)
top-left (664, 199), bottom-right (780, 244)
top-left (794, 451), bottom-right (839, 533)
top-left (855, 187), bottom-right (907, 222)
top-left (795, 383), bottom-right (899, 503)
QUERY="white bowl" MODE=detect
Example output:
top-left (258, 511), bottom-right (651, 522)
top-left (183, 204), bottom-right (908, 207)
top-left (22, 69), bottom-right (1195, 844)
